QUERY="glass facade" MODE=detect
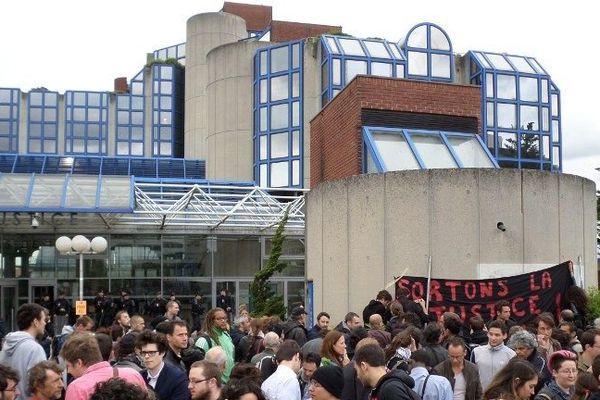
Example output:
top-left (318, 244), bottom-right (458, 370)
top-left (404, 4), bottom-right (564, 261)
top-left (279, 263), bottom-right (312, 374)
top-left (153, 43), bottom-right (186, 66)
top-left (0, 154), bottom-right (205, 179)
top-left (402, 23), bottom-right (454, 82)
top-left (0, 233), bottom-right (304, 330)
top-left (469, 51), bottom-right (559, 171)
top-left (0, 88), bottom-right (20, 153)
top-left (152, 64), bottom-right (184, 158)
top-left (320, 35), bottom-right (406, 106)
top-left (254, 41), bottom-right (304, 188)
top-left (28, 91), bottom-right (59, 154)
top-left (64, 91), bottom-right (109, 155)
top-left (116, 69), bottom-right (145, 156)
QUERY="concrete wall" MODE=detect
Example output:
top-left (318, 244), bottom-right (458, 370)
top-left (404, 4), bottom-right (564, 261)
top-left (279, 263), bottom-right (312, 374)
top-left (206, 40), bottom-right (269, 181)
top-left (306, 169), bottom-right (597, 323)
top-left (185, 12), bottom-right (247, 161)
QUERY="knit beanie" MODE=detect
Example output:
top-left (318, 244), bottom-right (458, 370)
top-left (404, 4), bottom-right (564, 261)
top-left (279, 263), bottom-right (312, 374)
top-left (312, 365), bottom-right (344, 398)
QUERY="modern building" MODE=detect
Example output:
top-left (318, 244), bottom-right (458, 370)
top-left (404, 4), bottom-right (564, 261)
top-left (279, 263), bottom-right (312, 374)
top-left (0, 2), bottom-right (583, 329)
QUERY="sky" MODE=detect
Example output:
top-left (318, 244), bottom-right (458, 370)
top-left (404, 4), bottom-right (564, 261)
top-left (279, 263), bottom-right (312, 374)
top-left (2, 1), bottom-right (599, 186)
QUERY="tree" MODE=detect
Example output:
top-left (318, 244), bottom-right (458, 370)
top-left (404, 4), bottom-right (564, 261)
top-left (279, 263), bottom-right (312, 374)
top-left (249, 208), bottom-right (289, 318)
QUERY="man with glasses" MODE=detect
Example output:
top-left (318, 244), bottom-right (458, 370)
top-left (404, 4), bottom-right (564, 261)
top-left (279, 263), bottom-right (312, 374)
top-left (434, 337), bottom-right (482, 400)
top-left (0, 364), bottom-right (20, 400)
top-left (136, 330), bottom-right (189, 400)
top-left (188, 360), bottom-right (221, 400)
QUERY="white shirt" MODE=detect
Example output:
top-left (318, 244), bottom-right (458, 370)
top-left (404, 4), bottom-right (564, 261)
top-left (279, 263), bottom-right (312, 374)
top-left (453, 372), bottom-right (466, 400)
top-left (261, 364), bottom-right (301, 400)
top-left (146, 362), bottom-right (165, 389)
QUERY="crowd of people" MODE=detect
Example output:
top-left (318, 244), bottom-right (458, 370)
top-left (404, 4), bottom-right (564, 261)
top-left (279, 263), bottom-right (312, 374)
top-left (0, 285), bottom-right (598, 400)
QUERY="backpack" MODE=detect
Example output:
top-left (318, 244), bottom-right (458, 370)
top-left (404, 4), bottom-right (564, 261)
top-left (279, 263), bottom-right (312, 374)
top-left (51, 333), bottom-right (69, 361)
top-left (257, 355), bottom-right (278, 381)
top-left (386, 355), bottom-right (410, 373)
top-left (378, 374), bottom-right (422, 400)
top-left (194, 332), bottom-right (213, 350)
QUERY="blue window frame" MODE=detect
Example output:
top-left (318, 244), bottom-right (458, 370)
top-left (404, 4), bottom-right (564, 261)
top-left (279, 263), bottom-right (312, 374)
top-left (28, 90), bottom-right (59, 154)
top-left (116, 68), bottom-right (145, 157)
top-left (0, 153), bottom-right (206, 179)
top-left (401, 23), bottom-right (454, 82)
top-left (0, 88), bottom-right (20, 153)
top-left (64, 91), bottom-right (109, 155)
top-left (152, 64), bottom-right (184, 158)
top-left (254, 41), bottom-right (304, 188)
top-left (469, 51), bottom-right (558, 171)
top-left (320, 35), bottom-right (406, 107)
top-left (362, 127), bottom-right (498, 173)
top-left (153, 43), bottom-right (186, 66)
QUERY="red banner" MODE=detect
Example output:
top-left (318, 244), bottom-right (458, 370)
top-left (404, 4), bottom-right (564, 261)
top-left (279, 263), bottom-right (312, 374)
top-left (396, 261), bottom-right (573, 324)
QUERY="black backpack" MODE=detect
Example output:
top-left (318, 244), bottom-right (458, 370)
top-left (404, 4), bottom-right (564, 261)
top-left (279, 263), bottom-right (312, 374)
top-left (51, 333), bottom-right (69, 361)
top-left (257, 355), bottom-right (278, 381)
top-left (378, 375), bottom-right (422, 400)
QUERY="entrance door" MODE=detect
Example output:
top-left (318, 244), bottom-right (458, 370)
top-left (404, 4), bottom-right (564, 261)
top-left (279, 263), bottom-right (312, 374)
top-left (213, 280), bottom-right (237, 321)
top-left (1, 282), bottom-right (17, 333)
top-left (30, 280), bottom-right (56, 304)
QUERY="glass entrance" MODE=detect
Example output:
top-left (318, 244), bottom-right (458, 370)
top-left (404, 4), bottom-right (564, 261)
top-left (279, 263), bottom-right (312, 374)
top-left (30, 280), bottom-right (56, 303)
top-left (1, 283), bottom-right (17, 333)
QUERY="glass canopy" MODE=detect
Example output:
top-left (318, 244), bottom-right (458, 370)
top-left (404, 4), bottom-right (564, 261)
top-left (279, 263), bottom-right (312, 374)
top-left (0, 173), bottom-right (133, 212)
top-left (363, 127), bottom-right (498, 173)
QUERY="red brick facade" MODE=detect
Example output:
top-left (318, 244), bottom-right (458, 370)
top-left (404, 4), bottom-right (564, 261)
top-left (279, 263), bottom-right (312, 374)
top-left (310, 76), bottom-right (482, 187)
top-left (270, 21), bottom-right (340, 42)
top-left (222, 2), bottom-right (272, 32)
top-left (222, 2), bottom-right (339, 42)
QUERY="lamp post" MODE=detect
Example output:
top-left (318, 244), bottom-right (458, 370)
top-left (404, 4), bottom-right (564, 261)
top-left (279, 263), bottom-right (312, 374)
top-left (55, 235), bottom-right (108, 303)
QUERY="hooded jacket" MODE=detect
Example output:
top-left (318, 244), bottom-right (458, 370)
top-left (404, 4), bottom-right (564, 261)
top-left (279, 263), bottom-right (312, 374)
top-left (0, 331), bottom-right (47, 399)
top-left (371, 369), bottom-right (417, 400)
top-left (283, 319), bottom-right (308, 347)
top-left (363, 300), bottom-right (391, 325)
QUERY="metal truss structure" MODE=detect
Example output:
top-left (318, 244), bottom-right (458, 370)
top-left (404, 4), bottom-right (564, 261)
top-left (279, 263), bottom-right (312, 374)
top-left (122, 181), bottom-right (306, 232)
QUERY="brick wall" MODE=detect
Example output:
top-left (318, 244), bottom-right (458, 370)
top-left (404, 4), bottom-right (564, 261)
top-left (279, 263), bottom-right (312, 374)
top-left (310, 76), bottom-right (482, 187)
top-left (270, 21), bottom-right (341, 42)
top-left (222, 2), bottom-right (272, 31)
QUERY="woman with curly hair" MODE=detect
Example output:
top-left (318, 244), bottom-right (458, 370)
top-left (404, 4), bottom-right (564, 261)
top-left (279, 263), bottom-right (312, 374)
top-left (483, 358), bottom-right (538, 400)
top-left (320, 330), bottom-right (350, 367)
top-left (195, 307), bottom-right (235, 384)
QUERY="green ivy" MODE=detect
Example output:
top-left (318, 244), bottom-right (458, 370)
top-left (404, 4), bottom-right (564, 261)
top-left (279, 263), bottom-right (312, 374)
top-left (146, 58), bottom-right (184, 69)
top-left (249, 208), bottom-right (289, 318)
top-left (587, 287), bottom-right (600, 320)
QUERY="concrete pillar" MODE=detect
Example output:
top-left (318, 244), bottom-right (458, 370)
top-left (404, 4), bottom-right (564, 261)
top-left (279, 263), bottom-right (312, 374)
top-left (185, 12), bottom-right (247, 161)
top-left (206, 41), bottom-right (269, 181)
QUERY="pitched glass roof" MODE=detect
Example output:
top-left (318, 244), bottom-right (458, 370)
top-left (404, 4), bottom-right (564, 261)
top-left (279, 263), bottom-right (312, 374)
top-left (322, 35), bottom-right (405, 61)
top-left (363, 127), bottom-right (498, 173)
top-left (470, 51), bottom-right (548, 75)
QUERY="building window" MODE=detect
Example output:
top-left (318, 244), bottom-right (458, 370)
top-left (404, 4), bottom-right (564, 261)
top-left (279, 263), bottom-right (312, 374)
top-left (402, 23), bottom-right (453, 82)
top-left (0, 88), bottom-right (20, 153)
top-left (153, 42), bottom-right (186, 66)
top-left (152, 64), bottom-right (184, 158)
top-left (363, 127), bottom-right (497, 172)
top-left (64, 91), bottom-right (109, 155)
top-left (116, 69), bottom-right (145, 157)
top-left (320, 35), bottom-right (405, 107)
top-left (254, 41), bottom-right (304, 188)
top-left (28, 91), bottom-right (59, 154)
top-left (469, 51), bottom-right (557, 171)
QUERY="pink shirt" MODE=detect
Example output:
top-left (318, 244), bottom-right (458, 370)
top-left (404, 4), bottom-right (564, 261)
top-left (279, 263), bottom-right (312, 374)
top-left (65, 361), bottom-right (146, 400)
